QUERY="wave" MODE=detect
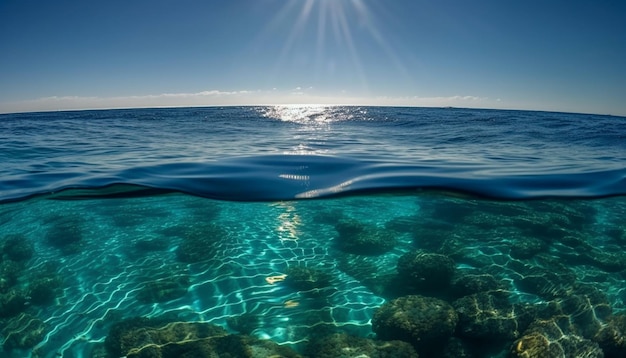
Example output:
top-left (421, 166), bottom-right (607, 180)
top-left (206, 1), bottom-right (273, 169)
top-left (3, 154), bottom-right (626, 203)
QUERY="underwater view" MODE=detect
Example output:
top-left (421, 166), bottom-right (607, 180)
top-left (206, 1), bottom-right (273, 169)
top-left (1, 106), bottom-right (626, 357)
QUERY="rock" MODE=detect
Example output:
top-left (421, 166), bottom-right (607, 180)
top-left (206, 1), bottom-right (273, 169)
top-left (453, 291), bottom-right (531, 341)
top-left (509, 237), bottom-right (547, 259)
top-left (136, 275), bottom-right (189, 303)
top-left (0, 260), bottom-right (21, 293)
top-left (104, 316), bottom-right (302, 358)
top-left (451, 272), bottom-right (504, 298)
top-left (510, 317), bottom-right (604, 358)
top-left (305, 332), bottom-right (418, 358)
top-left (334, 219), bottom-right (397, 255)
top-left (515, 268), bottom-right (576, 300)
top-left (175, 223), bottom-right (227, 263)
top-left (2, 234), bottom-right (34, 262)
top-left (27, 273), bottom-right (63, 306)
top-left (226, 313), bottom-right (260, 335)
top-left (397, 251), bottom-right (456, 292)
top-left (105, 317), bottom-right (227, 357)
top-left (45, 215), bottom-right (85, 255)
top-left (442, 337), bottom-right (476, 358)
top-left (372, 294), bottom-right (458, 355)
top-left (1, 313), bottom-right (47, 350)
top-left (593, 312), bottom-right (626, 358)
top-left (0, 289), bottom-right (28, 318)
top-left (284, 266), bottom-right (332, 291)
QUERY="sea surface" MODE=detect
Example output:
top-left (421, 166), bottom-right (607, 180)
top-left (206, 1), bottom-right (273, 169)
top-left (0, 106), bottom-right (625, 357)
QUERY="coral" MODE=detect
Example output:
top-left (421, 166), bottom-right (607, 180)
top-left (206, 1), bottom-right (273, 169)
top-left (508, 237), bottom-right (547, 259)
top-left (2, 234), bottom-right (34, 262)
top-left (0, 260), bottom-right (21, 293)
top-left (509, 332), bottom-right (553, 358)
top-left (175, 223), bottom-right (227, 263)
top-left (336, 253), bottom-right (396, 297)
top-left (1, 313), bottom-right (47, 351)
top-left (593, 312), bottom-right (626, 358)
top-left (105, 317), bottom-right (224, 357)
top-left (532, 284), bottom-right (612, 341)
top-left (27, 273), bottom-right (64, 306)
top-left (226, 313), bottom-right (260, 335)
top-left (0, 289), bottom-right (28, 318)
top-left (372, 294), bottom-right (458, 355)
top-left (305, 332), bottom-right (418, 358)
top-left (412, 220), bottom-right (457, 252)
top-left (453, 291), bottom-right (533, 341)
top-left (104, 316), bottom-right (302, 358)
top-left (136, 275), bottom-right (190, 304)
top-left (334, 219), bottom-right (397, 255)
top-left (265, 274), bottom-right (287, 285)
top-left (284, 266), bottom-right (332, 291)
top-left (396, 250), bottom-right (456, 293)
top-left (515, 266), bottom-right (577, 300)
top-left (45, 215), bottom-right (85, 254)
top-left (510, 317), bottom-right (604, 358)
top-left (451, 271), bottom-right (504, 298)
top-left (442, 337), bottom-right (476, 358)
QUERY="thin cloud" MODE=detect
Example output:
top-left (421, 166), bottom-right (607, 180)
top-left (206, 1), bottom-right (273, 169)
top-left (0, 90), bottom-right (497, 114)
top-left (0, 90), bottom-right (258, 113)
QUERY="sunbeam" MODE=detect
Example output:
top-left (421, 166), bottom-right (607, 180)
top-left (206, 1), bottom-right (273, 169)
top-left (257, 0), bottom-right (402, 95)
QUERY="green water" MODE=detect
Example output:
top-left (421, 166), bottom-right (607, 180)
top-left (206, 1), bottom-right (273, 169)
top-left (1, 192), bottom-right (625, 357)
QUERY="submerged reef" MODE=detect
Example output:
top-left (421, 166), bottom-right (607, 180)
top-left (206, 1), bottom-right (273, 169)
top-left (103, 316), bottom-right (302, 358)
top-left (0, 259), bottom-right (21, 293)
top-left (175, 223), bottom-right (229, 263)
top-left (284, 265), bottom-right (333, 291)
top-left (136, 275), bottom-right (190, 304)
top-left (0, 232), bottom-right (64, 354)
top-left (26, 271), bottom-right (64, 306)
top-left (2, 192), bottom-right (626, 357)
top-left (226, 313), bottom-right (261, 335)
top-left (334, 219), bottom-right (398, 255)
top-left (0, 289), bottom-right (28, 318)
top-left (372, 295), bottom-right (458, 355)
top-left (1, 313), bottom-right (47, 351)
top-left (304, 332), bottom-right (418, 358)
top-left (511, 317), bottom-right (604, 358)
top-left (45, 214), bottom-right (86, 255)
top-left (594, 313), bottom-right (626, 357)
top-left (348, 197), bottom-right (626, 357)
top-left (453, 290), bottom-right (533, 342)
top-left (396, 250), bottom-right (456, 294)
top-left (2, 234), bottom-right (34, 262)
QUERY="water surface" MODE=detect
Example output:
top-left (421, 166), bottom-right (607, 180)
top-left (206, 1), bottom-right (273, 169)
top-left (1, 107), bottom-right (625, 357)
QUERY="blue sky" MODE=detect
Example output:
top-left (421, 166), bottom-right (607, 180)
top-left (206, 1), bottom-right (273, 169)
top-left (1, 0), bottom-right (624, 115)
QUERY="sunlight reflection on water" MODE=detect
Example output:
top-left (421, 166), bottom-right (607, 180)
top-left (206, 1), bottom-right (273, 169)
top-left (259, 105), bottom-right (335, 124)
top-left (259, 105), bottom-right (345, 155)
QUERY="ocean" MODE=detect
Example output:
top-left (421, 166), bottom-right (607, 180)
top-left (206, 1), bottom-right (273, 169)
top-left (0, 106), bottom-right (625, 357)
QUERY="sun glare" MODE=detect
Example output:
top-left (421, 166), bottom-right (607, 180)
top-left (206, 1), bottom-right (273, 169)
top-left (259, 0), bottom-right (403, 93)
top-left (260, 104), bottom-right (332, 124)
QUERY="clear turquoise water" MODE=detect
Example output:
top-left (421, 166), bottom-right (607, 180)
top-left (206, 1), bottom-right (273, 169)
top-left (2, 192), bottom-right (625, 357)
top-left (1, 106), bottom-right (625, 357)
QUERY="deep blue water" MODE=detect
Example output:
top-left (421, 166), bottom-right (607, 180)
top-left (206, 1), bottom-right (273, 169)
top-left (1, 106), bottom-right (625, 357)
top-left (1, 106), bottom-right (625, 202)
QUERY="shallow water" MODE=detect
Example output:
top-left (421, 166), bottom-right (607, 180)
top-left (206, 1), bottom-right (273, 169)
top-left (1, 106), bottom-right (626, 357)
top-left (1, 192), bottom-right (625, 357)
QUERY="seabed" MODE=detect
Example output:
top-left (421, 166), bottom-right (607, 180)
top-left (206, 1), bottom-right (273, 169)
top-left (1, 192), bottom-right (625, 357)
